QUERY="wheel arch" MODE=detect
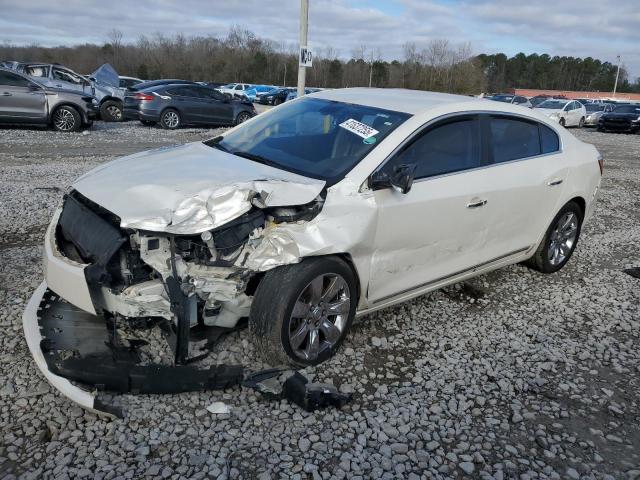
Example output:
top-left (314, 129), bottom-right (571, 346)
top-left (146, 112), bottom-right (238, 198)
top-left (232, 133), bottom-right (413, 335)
top-left (99, 96), bottom-right (122, 106)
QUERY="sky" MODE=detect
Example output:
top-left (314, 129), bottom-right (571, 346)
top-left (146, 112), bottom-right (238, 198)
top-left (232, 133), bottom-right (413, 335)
top-left (0, 0), bottom-right (638, 78)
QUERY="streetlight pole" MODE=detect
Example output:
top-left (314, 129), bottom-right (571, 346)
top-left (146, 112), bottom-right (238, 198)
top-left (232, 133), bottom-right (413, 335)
top-left (297, 0), bottom-right (309, 97)
top-left (613, 55), bottom-right (621, 97)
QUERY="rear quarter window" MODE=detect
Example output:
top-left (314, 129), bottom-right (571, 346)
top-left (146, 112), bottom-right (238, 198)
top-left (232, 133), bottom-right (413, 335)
top-left (540, 124), bottom-right (560, 154)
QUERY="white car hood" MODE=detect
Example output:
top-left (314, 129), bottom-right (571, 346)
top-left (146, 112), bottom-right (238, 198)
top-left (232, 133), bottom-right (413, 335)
top-left (73, 142), bottom-right (326, 234)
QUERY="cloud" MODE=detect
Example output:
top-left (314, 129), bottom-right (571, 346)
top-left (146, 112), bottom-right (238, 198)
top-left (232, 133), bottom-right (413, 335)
top-left (0, 0), bottom-right (638, 77)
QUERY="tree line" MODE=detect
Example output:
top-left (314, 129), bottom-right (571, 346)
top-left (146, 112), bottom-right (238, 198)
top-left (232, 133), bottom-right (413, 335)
top-left (1, 27), bottom-right (638, 94)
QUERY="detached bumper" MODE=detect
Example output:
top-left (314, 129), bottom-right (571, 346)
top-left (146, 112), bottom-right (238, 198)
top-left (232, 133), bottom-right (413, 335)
top-left (22, 282), bottom-right (121, 418)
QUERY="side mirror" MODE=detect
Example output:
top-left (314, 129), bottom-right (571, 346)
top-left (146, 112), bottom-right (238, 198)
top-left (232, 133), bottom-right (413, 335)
top-left (370, 164), bottom-right (416, 194)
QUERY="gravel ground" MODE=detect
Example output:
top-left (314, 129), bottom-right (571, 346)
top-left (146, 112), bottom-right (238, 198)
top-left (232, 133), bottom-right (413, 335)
top-left (1, 122), bottom-right (639, 480)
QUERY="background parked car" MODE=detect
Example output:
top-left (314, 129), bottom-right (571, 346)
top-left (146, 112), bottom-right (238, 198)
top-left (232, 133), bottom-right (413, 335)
top-left (534, 99), bottom-right (586, 127)
top-left (11, 62), bottom-right (127, 122)
top-left (124, 83), bottom-right (256, 129)
top-left (258, 87), bottom-right (295, 105)
top-left (285, 87), bottom-right (322, 102)
top-left (127, 79), bottom-right (196, 92)
top-left (597, 104), bottom-right (640, 133)
top-left (217, 83), bottom-right (252, 98)
top-left (584, 103), bottom-right (614, 127)
top-left (0, 68), bottom-right (96, 132)
top-left (119, 76), bottom-right (144, 89)
top-left (485, 93), bottom-right (532, 108)
top-left (243, 85), bottom-right (276, 102)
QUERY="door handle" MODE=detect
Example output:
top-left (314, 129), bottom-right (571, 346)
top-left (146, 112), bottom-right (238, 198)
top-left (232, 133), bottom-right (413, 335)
top-left (1, 92), bottom-right (11, 96)
top-left (547, 179), bottom-right (563, 186)
top-left (466, 199), bottom-right (487, 209)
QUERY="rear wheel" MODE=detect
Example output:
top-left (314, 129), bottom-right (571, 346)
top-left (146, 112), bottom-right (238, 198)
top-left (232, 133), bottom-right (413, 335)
top-left (51, 106), bottom-right (81, 132)
top-left (160, 109), bottom-right (181, 129)
top-left (249, 257), bottom-right (357, 366)
top-left (100, 100), bottom-right (123, 122)
top-left (235, 111), bottom-right (252, 125)
top-left (578, 117), bottom-right (585, 127)
top-left (525, 201), bottom-right (583, 273)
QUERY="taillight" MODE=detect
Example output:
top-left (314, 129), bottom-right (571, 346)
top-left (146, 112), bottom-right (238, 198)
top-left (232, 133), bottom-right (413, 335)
top-left (134, 93), bottom-right (154, 101)
top-left (597, 154), bottom-right (604, 175)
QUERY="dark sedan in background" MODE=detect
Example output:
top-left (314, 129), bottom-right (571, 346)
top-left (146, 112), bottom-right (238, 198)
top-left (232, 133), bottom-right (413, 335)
top-left (124, 83), bottom-right (256, 129)
top-left (127, 79), bottom-right (197, 92)
top-left (598, 104), bottom-right (640, 133)
top-left (0, 68), bottom-right (97, 131)
top-left (257, 87), bottom-right (295, 105)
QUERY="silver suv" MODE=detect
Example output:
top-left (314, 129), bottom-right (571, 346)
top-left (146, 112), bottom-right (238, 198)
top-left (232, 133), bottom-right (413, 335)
top-left (0, 68), bottom-right (97, 132)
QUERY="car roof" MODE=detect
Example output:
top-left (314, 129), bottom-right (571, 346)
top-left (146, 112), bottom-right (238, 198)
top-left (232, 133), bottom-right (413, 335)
top-left (310, 88), bottom-right (477, 115)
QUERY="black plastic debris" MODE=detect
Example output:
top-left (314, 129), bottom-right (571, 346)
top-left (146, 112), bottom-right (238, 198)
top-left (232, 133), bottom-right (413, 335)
top-left (243, 369), bottom-right (352, 412)
top-left (624, 267), bottom-right (640, 279)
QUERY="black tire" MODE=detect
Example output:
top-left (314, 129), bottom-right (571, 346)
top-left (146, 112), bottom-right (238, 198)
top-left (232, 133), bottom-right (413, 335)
top-left (160, 109), bottom-right (181, 129)
top-left (235, 111), bottom-right (252, 125)
top-left (525, 201), bottom-right (583, 274)
top-left (51, 105), bottom-right (82, 132)
top-left (249, 256), bottom-right (357, 367)
top-left (273, 97), bottom-right (283, 106)
top-left (100, 100), bottom-right (123, 122)
top-left (559, 117), bottom-right (566, 127)
top-left (578, 117), bottom-right (585, 128)
top-left (140, 120), bottom-right (157, 126)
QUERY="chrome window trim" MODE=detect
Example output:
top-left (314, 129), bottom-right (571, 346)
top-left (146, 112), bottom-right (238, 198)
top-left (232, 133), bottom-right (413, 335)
top-left (370, 110), bottom-right (563, 185)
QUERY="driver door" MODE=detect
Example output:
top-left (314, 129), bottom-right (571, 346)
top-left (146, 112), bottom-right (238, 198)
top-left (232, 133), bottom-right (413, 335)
top-left (368, 115), bottom-right (492, 303)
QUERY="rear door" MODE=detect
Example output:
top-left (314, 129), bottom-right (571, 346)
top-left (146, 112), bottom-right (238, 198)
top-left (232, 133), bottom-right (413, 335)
top-left (479, 115), bottom-right (567, 259)
top-left (0, 71), bottom-right (46, 121)
top-left (169, 86), bottom-right (201, 123)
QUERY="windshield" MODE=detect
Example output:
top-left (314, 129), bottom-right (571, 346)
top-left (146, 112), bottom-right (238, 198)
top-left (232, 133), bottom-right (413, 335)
top-left (206, 97), bottom-right (411, 183)
top-left (536, 100), bottom-right (566, 110)
top-left (585, 104), bottom-right (605, 112)
top-left (613, 105), bottom-right (640, 114)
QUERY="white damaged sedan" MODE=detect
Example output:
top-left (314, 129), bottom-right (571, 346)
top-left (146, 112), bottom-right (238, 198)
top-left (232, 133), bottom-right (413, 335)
top-left (24, 88), bottom-right (602, 414)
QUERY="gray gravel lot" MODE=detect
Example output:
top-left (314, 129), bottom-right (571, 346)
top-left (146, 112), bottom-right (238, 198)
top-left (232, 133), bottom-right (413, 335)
top-left (1, 122), bottom-right (639, 480)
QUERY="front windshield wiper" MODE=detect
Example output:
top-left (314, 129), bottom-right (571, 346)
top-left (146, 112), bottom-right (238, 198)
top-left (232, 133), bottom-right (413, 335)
top-left (231, 150), bottom-right (279, 168)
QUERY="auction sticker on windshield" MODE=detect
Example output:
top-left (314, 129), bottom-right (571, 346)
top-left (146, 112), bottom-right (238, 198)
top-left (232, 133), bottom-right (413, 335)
top-left (339, 118), bottom-right (379, 139)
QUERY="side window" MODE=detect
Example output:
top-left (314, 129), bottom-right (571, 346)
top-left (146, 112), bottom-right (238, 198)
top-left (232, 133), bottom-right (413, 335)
top-left (52, 67), bottom-right (84, 85)
top-left (235, 85), bottom-right (243, 90)
top-left (490, 117), bottom-right (541, 163)
top-left (390, 117), bottom-right (481, 179)
top-left (24, 66), bottom-right (49, 78)
top-left (540, 125), bottom-right (560, 154)
top-left (0, 71), bottom-right (31, 87)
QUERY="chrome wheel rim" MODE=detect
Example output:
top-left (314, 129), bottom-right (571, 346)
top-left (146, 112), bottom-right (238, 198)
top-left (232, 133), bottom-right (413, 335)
top-left (107, 105), bottom-right (122, 120)
top-left (548, 212), bottom-right (578, 266)
top-left (163, 111), bottom-right (179, 128)
top-left (53, 109), bottom-right (76, 131)
top-left (288, 273), bottom-right (350, 361)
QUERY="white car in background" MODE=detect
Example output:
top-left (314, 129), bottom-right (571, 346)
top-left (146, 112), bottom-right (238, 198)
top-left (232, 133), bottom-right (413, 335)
top-left (534, 99), bottom-right (586, 127)
top-left (217, 82), bottom-right (252, 98)
top-left (24, 88), bottom-right (602, 415)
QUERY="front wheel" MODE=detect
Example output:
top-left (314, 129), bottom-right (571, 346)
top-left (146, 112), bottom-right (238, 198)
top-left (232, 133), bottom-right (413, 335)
top-left (273, 97), bottom-right (283, 106)
top-left (559, 117), bottom-right (566, 127)
top-left (160, 109), bottom-right (181, 129)
top-left (51, 106), bottom-right (81, 132)
top-left (249, 257), bottom-right (357, 366)
top-left (235, 111), bottom-right (252, 125)
top-left (578, 117), bottom-right (585, 128)
top-left (100, 100), bottom-right (123, 122)
top-left (525, 201), bottom-right (583, 273)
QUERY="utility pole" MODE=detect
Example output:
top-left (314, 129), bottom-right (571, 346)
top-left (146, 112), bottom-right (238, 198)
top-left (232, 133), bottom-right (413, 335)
top-left (613, 55), bottom-right (621, 97)
top-left (283, 62), bottom-right (287, 87)
top-left (297, 0), bottom-right (309, 97)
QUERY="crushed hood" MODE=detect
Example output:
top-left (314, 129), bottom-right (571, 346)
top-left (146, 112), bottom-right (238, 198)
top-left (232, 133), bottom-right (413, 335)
top-left (91, 63), bottom-right (119, 88)
top-left (73, 142), bottom-right (326, 234)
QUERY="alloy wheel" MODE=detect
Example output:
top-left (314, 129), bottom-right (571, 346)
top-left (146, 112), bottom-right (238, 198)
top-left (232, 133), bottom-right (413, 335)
top-left (163, 111), bottom-right (180, 128)
top-left (237, 112), bottom-right (251, 124)
top-left (288, 273), bottom-right (350, 362)
top-left (107, 105), bottom-right (122, 120)
top-left (548, 212), bottom-right (578, 266)
top-left (53, 108), bottom-right (76, 131)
